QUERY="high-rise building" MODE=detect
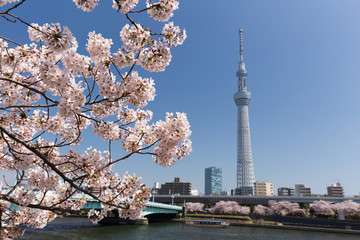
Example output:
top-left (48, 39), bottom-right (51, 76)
top-left (205, 167), bottom-right (222, 195)
top-left (327, 183), bottom-right (344, 197)
top-left (158, 177), bottom-right (192, 195)
top-left (254, 181), bottom-right (274, 196)
top-left (234, 28), bottom-right (255, 196)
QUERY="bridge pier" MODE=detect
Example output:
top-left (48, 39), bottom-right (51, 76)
top-left (134, 218), bottom-right (148, 225)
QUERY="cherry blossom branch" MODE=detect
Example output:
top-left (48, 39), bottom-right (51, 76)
top-left (2, 0), bottom-right (27, 14)
top-left (0, 125), bottom-right (96, 197)
top-left (128, 4), bottom-right (160, 14)
top-left (0, 36), bottom-right (21, 46)
top-left (0, 77), bottom-right (57, 104)
top-left (0, 1), bottom-right (190, 237)
top-left (0, 104), bottom-right (56, 110)
top-left (0, 125), bottom-right (129, 211)
top-left (0, 194), bottom-right (81, 215)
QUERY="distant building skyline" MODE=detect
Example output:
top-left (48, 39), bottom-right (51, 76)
top-left (205, 167), bottom-right (222, 195)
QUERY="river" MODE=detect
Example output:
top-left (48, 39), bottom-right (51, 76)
top-left (18, 217), bottom-right (360, 240)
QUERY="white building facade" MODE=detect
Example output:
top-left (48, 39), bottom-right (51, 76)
top-left (254, 181), bottom-right (274, 196)
top-left (294, 184), bottom-right (311, 197)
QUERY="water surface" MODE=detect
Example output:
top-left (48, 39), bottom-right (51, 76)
top-left (18, 217), bottom-right (360, 240)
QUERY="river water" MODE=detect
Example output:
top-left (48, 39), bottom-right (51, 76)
top-left (18, 217), bottom-right (360, 240)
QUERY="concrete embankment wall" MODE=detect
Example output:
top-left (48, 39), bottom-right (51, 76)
top-left (257, 215), bottom-right (360, 230)
top-left (230, 222), bottom-right (360, 235)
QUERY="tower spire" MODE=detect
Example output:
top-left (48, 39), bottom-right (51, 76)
top-left (239, 28), bottom-right (244, 61)
top-left (237, 28), bottom-right (247, 91)
top-left (238, 28), bottom-right (246, 73)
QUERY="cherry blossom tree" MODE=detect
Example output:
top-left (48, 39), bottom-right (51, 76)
top-left (311, 200), bottom-right (360, 219)
top-left (208, 201), bottom-right (250, 215)
top-left (185, 202), bottom-right (204, 213)
top-left (209, 201), bottom-right (235, 214)
top-left (0, 0), bottom-right (191, 238)
top-left (310, 200), bottom-right (335, 217)
top-left (253, 204), bottom-right (268, 215)
top-left (268, 200), bottom-right (307, 217)
top-left (332, 200), bottom-right (360, 219)
top-left (238, 205), bottom-right (250, 215)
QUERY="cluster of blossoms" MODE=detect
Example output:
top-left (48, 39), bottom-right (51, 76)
top-left (86, 31), bottom-right (113, 67)
top-left (252, 200), bottom-right (360, 218)
top-left (151, 112), bottom-right (192, 166)
top-left (73, 0), bottom-right (99, 12)
top-left (146, 0), bottom-right (179, 22)
top-left (0, 0), bottom-right (20, 7)
top-left (311, 200), bottom-right (360, 218)
top-left (310, 200), bottom-right (335, 216)
top-left (209, 201), bottom-right (250, 215)
top-left (332, 200), bottom-right (360, 217)
top-left (139, 42), bottom-right (172, 72)
top-left (120, 24), bottom-right (151, 52)
top-left (28, 23), bottom-right (77, 53)
top-left (121, 71), bottom-right (156, 108)
top-left (0, 0), bottom-right (190, 238)
top-left (253, 205), bottom-right (268, 215)
top-left (162, 22), bottom-right (187, 47)
top-left (187, 201), bottom-right (360, 220)
top-left (186, 202), bottom-right (204, 212)
top-left (112, 0), bottom-right (139, 13)
top-left (117, 21), bottom-right (186, 73)
top-left (268, 200), bottom-right (307, 217)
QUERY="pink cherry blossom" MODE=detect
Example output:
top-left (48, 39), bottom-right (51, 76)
top-left (332, 200), bottom-right (360, 217)
top-left (146, 0), bottom-right (179, 22)
top-left (28, 23), bottom-right (77, 53)
top-left (0, 0), bottom-right (20, 7)
top-left (209, 201), bottom-right (242, 214)
top-left (112, 0), bottom-right (139, 13)
top-left (0, 0), bottom-right (189, 237)
top-left (73, 0), bottom-right (99, 12)
top-left (310, 200), bottom-right (335, 216)
top-left (139, 42), bottom-right (172, 72)
top-left (162, 22), bottom-right (187, 47)
top-left (268, 200), bottom-right (307, 216)
top-left (253, 205), bottom-right (269, 215)
top-left (186, 202), bottom-right (204, 212)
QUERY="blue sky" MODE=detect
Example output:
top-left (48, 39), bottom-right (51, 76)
top-left (1, 0), bottom-right (360, 196)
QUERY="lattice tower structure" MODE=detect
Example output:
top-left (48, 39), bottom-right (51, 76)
top-left (233, 28), bottom-right (255, 195)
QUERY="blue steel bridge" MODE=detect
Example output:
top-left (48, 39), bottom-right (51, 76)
top-left (9, 198), bottom-right (183, 220)
top-left (81, 199), bottom-right (183, 218)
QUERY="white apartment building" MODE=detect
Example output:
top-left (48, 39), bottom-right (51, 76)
top-left (294, 184), bottom-right (311, 197)
top-left (254, 181), bottom-right (274, 196)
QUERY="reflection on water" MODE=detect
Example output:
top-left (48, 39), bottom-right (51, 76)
top-left (18, 217), bottom-right (360, 240)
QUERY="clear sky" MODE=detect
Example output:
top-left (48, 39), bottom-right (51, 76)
top-left (1, 0), bottom-right (360, 196)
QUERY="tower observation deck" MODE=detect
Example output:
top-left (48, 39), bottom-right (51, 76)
top-left (234, 28), bottom-right (255, 196)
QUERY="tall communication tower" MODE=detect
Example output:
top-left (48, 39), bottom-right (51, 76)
top-left (234, 28), bottom-right (255, 195)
